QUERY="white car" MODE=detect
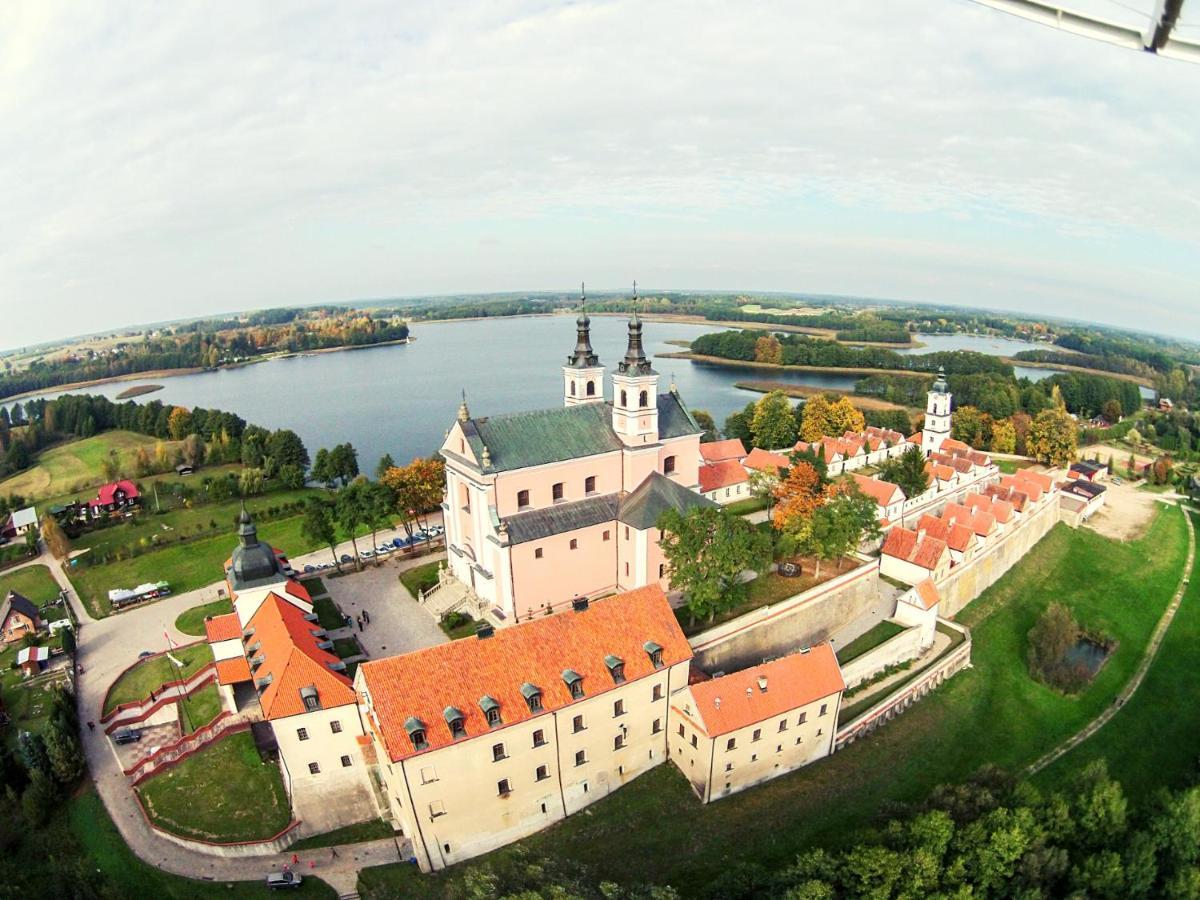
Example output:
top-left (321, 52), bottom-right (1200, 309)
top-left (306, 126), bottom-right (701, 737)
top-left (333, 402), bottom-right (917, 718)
top-left (360, 549), bottom-right (375, 559)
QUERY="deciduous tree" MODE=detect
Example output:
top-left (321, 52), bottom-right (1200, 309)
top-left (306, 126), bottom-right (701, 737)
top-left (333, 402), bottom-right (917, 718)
top-left (754, 334), bottom-right (783, 365)
top-left (771, 460), bottom-right (825, 543)
top-left (751, 390), bottom-right (796, 449)
top-left (826, 396), bottom-right (865, 436)
top-left (800, 394), bottom-right (834, 441)
top-left (167, 406), bottom-right (193, 441)
top-left (990, 418), bottom-right (1017, 454)
top-left (691, 410), bottom-right (718, 443)
top-left (301, 497), bottom-right (340, 572)
top-left (1029, 408), bottom-right (1078, 467)
top-left (40, 514), bottom-right (70, 560)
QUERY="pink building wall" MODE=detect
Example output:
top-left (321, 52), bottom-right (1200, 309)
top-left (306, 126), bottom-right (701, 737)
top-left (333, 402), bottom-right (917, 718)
top-left (509, 523), bottom-right (619, 620)
top-left (494, 453), bottom-right (624, 517)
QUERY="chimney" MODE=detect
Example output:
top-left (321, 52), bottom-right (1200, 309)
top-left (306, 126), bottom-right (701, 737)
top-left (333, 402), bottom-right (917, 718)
top-left (714, 697), bottom-right (721, 708)
top-left (475, 622), bottom-right (495, 640)
top-left (571, 596), bottom-right (589, 613)
top-left (757, 676), bottom-right (768, 693)
top-left (917, 528), bottom-right (926, 543)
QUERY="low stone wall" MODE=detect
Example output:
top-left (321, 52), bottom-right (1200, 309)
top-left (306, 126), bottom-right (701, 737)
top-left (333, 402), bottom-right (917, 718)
top-left (835, 620), bottom-right (971, 750)
top-left (103, 664), bottom-right (217, 732)
top-left (100, 639), bottom-right (210, 724)
top-left (131, 789), bottom-right (303, 857)
top-left (839, 623), bottom-right (923, 690)
top-left (126, 712), bottom-right (242, 782)
top-left (689, 558), bottom-right (879, 674)
top-left (936, 496), bottom-right (1061, 618)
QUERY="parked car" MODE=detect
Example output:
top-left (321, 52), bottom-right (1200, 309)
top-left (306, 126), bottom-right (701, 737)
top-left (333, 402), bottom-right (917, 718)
top-left (376, 545), bottom-right (392, 554)
top-left (137, 650), bottom-right (153, 659)
top-left (266, 871), bottom-right (303, 890)
top-left (303, 564), bottom-right (316, 574)
top-left (113, 727), bottom-right (142, 745)
top-left (361, 549), bottom-right (375, 559)
top-left (391, 537), bottom-right (409, 549)
top-left (340, 554), bottom-right (353, 564)
top-left (426, 524), bottom-right (445, 537)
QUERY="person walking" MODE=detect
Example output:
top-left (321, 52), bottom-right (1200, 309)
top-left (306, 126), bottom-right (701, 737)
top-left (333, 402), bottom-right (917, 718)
top-left (357, 616), bottom-right (363, 632)
top-left (364, 609), bottom-right (371, 625)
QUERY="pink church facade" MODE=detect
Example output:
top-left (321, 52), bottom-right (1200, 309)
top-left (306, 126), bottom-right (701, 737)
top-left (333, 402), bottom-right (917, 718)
top-left (440, 308), bottom-right (712, 625)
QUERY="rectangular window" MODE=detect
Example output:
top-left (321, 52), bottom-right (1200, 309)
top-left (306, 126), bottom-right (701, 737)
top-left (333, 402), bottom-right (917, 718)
top-left (573, 715), bottom-right (585, 733)
top-left (614, 734), bottom-right (626, 750)
top-left (517, 489), bottom-right (530, 509)
top-left (664, 455), bottom-right (676, 474)
top-left (690, 735), bottom-right (698, 748)
top-left (652, 718), bottom-right (662, 734)
top-left (725, 762), bottom-right (733, 772)
top-left (308, 762), bottom-right (320, 775)
top-left (535, 547), bottom-right (543, 559)
top-left (778, 719), bottom-right (787, 732)
top-left (798, 712), bottom-right (807, 725)
top-left (569, 538), bottom-right (578, 550)
top-left (613, 699), bottom-right (625, 717)
top-left (726, 738), bottom-right (736, 751)
top-left (532, 729), bottom-right (546, 747)
top-left (575, 750), bottom-right (587, 767)
top-left (536, 764), bottom-right (549, 781)
top-left (492, 743), bottom-right (506, 762)
top-left (297, 728), bottom-right (309, 741)
top-left (497, 779), bottom-right (511, 796)
top-left (420, 766), bottom-right (437, 784)
top-left (603, 530), bottom-right (611, 542)
top-left (625, 526), bottom-right (630, 540)
top-left (624, 562), bottom-right (630, 576)
top-left (585, 476), bottom-right (596, 494)
top-left (752, 729), bottom-right (762, 742)
top-left (341, 755), bottom-right (352, 767)
top-left (330, 720), bottom-right (343, 734)
top-left (678, 724), bottom-right (685, 737)
top-left (552, 482), bottom-right (564, 502)
top-left (429, 801), bottom-right (446, 818)
top-left (658, 563), bottom-right (665, 579)
top-left (652, 684), bottom-right (663, 701)
top-left (819, 704), bottom-right (828, 716)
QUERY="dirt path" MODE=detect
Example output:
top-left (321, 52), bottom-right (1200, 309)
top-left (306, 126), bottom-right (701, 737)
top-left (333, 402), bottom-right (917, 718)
top-left (1027, 503), bottom-right (1195, 775)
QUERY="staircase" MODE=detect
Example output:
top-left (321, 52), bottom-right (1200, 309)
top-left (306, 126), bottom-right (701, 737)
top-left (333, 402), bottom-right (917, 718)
top-left (417, 566), bottom-right (474, 618)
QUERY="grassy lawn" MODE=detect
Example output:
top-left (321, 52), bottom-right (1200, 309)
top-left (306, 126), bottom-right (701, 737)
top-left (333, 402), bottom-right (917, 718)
top-left (288, 818), bottom-right (395, 852)
top-left (300, 576), bottom-right (328, 596)
top-left (399, 560), bottom-right (440, 597)
top-left (179, 683), bottom-right (223, 733)
top-left (333, 637), bottom-right (361, 659)
top-left (439, 611), bottom-right (477, 640)
top-left (836, 619), bottom-right (905, 664)
top-left (1034, 508), bottom-right (1200, 798)
top-left (173, 596), bottom-right (234, 636)
top-left (0, 564), bottom-right (62, 611)
top-left (358, 506), bottom-right (1188, 898)
top-left (103, 642), bottom-right (213, 715)
top-left (0, 431), bottom-right (178, 501)
top-left (0, 643), bottom-right (68, 747)
top-left (137, 730), bottom-right (292, 843)
top-left (725, 496), bottom-right (768, 516)
top-left (313, 596), bottom-right (345, 631)
top-left (996, 458), bottom-right (1035, 474)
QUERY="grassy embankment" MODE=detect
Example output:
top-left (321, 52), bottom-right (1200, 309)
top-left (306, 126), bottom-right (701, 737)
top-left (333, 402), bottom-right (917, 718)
top-left (359, 505), bottom-right (1188, 898)
top-left (0, 431), bottom-right (184, 501)
top-left (102, 642), bottom-right (213, 716)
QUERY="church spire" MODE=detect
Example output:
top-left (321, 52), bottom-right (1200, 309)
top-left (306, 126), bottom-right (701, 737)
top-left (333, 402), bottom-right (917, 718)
top-left (237, 502), bottom-right (258, 548)
top-left (457, 389), bottom-right (471, 422)
top-left (617, 283), bottom-right (655, 376)
top-left (566, 281), bottom-right (600, 369)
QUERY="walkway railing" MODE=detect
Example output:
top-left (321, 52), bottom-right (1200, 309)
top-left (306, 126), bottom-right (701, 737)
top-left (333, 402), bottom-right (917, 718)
top-left (126, 711), bottom-right (248, 784)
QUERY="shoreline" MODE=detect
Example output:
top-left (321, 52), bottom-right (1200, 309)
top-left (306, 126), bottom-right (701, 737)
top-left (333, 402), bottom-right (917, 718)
top-left (733, 380), bottom-right (921, 414)
top-left (655, 350), bottom-right (933, 379)
top-left (1002, 356), bottom-right (1155, 388)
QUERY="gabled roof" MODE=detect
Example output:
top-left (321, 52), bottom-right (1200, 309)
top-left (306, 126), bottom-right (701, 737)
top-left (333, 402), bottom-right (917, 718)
top-left (917, 514), bottom-right (975, 554)
top-left (17, 646), bottom-right (49, 665)
top-left (940, 438), bottom-right (971, 453)
top-left (699, 439), bottom-right (747, 463)
top-left (215, 656), bottom-right (252, 685)
top-left (931, 463), bottom-right (956, 482)
top-left (882, 527), bottom-right (948, 571)
top-left (699, 459), bottom-right (750, 493)
top-left (743, 447), bottom-right (790, 474)
top-left (1001, 473), bottom-right (1043, 502)
top-left (358, 585), bottom-right (691, 763)
top-left (1013, 469), bottom-right (1053, 494)
top-left (92, 479), bottom-right (138, 506)
top-left (657, 391), bottom-right (704, 440)
top-left (0, 591), bottom-right (40, 625)
top-left (204, 612), bottom-right (243, 643)
top-left (943, 503), bottom-right (995, 537)
top-left (680, 644), bottom-right (844, 738)
top-left (914, 579), bottom-right (941, 610)
top-left (1063, 479), bottom-right (1106, 500)
top-left (984, 483), bottom-right (1030, 512)
top-left (849, 473), bottom-right (903, 507)
top-left (618, 472), bottom-right (716, 530)
top-left (502, 494), bottom-right (619, 545)
top-left (1070, 460), bottom-right (1105, 477)
top-left (9, 507), bottom-right (36, 529)
top-left (247, 593), bottom-right (354, 720)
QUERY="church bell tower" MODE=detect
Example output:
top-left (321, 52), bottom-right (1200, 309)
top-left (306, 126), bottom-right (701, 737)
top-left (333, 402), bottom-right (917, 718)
top-left (562, 283), bottom-right (604, 406)
top-left (611, 284), bottom-right (660, 445)
top-left (922, 366), bottom-right (952, 456)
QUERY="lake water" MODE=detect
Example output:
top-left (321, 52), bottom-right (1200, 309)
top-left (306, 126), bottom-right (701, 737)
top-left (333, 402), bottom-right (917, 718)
top-left (15, 318), bottom-right (1150, 466)
top-left (898, 333), bottom-right (1059, 357)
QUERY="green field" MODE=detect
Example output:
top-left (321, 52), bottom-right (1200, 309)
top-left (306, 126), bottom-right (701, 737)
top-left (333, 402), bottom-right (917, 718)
top-left (179, 683), bottom-right (223, 733)
top-left (136, 731), bottom-right (292, 843)
top-left (0, 564), bottom-right (62, 607)
top-left (836, 619), bottom-right (905, 664)
top-left (102, 642), bottom-right (213, 715)
top-left (174, 597), bottom-right (234, 636)
top-left (358, 506), bottom-right (1189, 897)
top-left (0, 431), bottom-right (180, 501)
top-left (398, 560), bottom-right (440, 596)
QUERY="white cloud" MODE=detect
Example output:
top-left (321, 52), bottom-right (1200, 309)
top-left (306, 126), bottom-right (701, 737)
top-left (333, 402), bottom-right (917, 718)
top-left (0, 0), bottom-right (1198, 348)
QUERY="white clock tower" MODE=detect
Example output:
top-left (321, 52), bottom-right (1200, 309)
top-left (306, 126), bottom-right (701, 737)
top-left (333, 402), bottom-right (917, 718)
top-left (922, 366), bottom-right (952, 456)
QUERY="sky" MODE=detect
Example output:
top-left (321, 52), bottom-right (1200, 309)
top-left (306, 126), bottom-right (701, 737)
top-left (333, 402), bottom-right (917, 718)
top-left (1, 0), bottom-right (1198, 351)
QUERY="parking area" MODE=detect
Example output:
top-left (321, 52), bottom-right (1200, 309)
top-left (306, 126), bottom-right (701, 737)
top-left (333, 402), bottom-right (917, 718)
top-left (293, 524), bottom-right (445, 578)
top-left (320, 555), bottom-right (448, 660)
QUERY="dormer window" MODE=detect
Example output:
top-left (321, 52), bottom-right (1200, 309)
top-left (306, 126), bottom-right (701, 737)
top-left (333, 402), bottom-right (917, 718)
top-left (479, 695), bottom-right (502, 727)
top-left (562, 669), bottom-right (584, 699)
top-left (644, 641), bottom-right (664, 669)
top-left (605, 655), bottom-right (626, 685)
top-left (300, 685), bottom-right (321, 712)
top-left (520, 682), bottom-right (543, 713)
top-left (404, 716), bottom-right (428, 751)
top-left (443, 706), bottom-right (466, 739)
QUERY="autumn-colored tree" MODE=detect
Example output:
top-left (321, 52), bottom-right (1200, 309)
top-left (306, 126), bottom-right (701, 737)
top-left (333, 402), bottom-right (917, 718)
top-left (826, 396), bottom-right (865, 436)
top-left (382, 457), bottom-right (447, 536)
top-left (990, 418), bottom-right (1017, 454)
top-left (153, 440), bottom-right (173, 473)
top-left (1011, 411), bottom-right (1032, 455)
top-left (771, 460), bottom-right (826, 543)
top-left (800, 394), bottom-right (834, 441)
top-left (952, 406), bottom-right (988, 448)
top-left (167, 406), bottom-right (193, 441)
top-left (751, 390), bottom-right (796, 449)
top-left (754, 334), bottom-right (783, 365)
top-left (181, 433), bottom-right (206, 468)
top-left (132, 446), bottom-right (153, 478)
top-left (1028, 407), bottom-right (1078, 467)
top-left (40, 514), bottom-right (70, 560)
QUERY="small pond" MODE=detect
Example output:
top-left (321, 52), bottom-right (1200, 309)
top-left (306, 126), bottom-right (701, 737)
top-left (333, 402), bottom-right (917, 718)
top-left (1062, 638), bottom-right (1112, 678)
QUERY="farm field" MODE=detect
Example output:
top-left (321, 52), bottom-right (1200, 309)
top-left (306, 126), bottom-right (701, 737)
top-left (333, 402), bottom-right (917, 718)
top-left (0, 431), bottom-right (180, 501)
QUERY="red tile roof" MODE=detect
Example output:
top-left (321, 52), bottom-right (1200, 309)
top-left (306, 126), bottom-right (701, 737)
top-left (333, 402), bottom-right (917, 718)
top-left (916, 514), bottom-right (974, 553)
top-left (882, 526), bottom-right (948, 571)
top-left (204, 612), bottom-right (243, 643)
top-left (680, 644), bottom-right (844, 738)
top-left (699, 439), bottom-right (747, 463)
top-left (90, 479), bottom-right (138, 506)
top-left (359, 585), bottom-right (691, 763)
top-left (743, 447), bottom-right (790, 474)
top-left (1014, 469), bottom-right (1053, 494)
top-left (943, 503), bottom-right (995, 537)
top-left (913, 579), bottom-right (941, 611)
top-left (1001, 474), bottom-right (1043, 502)
top-left (849, 473), bottom-right (903, 507)
top-left (932, 463), bottom-right (955, 482)
top-left (215, 656), bottom-right (252, 685)
top-left (699, 459), bottom-right (750, 493)
top-left (248, 593), bottom-right (354, 720)
top-left (941, 438), bottom-right (970, 453)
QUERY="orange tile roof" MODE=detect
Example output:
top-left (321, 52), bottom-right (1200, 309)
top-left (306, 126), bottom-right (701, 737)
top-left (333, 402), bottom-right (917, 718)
top-left (1014, 469), bottom-right (1053, 494)
top-left (882, 526), bottom-right (948, 571)
top-left (359, 585), bottom-right (691, 763)
top-left (865, 425), bottom-right (905, 445)
top-left (941, 438), bottom-right (970, 453)
top-left (1001, 474), bottom-right (1042, 502)
top-left (908, 432), bottom-right (923, 444)
top-left (699, 459), bottom-right (750, 493)
top-left (681, 644), bottom-right (844, 738)
top-left (985, 483), bottom-right (1029, 512)
top-left (966, 493), bottom-right (1014, 525)
top-left (932, 463), bottom-right (955, 482)
top-left (248, 593), bottom-right (354, 720)
top-left (205, 612), bottom-right (243, 643)
top-left (914, 579), bottom-right (941, 611)
top-left (699, 439), bottom-right (747, 463)
top-left (743, 447), bottom-right (790, 474)
top-left (215, 656), bottom-right (252, 685)
top-left (850, 473), bottom-right (903, 507)
top-left (943, 503), bottom-right (995, 537)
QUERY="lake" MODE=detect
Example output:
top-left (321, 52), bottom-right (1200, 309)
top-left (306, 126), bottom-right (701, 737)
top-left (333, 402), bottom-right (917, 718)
top-left (13, 318), bottom-right (1150, 467)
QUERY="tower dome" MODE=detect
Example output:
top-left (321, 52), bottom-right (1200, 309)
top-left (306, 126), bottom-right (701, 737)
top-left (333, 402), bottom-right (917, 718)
top-left (228, 504), bottom-right (284, 588)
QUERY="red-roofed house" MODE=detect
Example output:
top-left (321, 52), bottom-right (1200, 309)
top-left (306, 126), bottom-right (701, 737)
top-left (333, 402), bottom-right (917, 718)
top-left (880, 526), bottom-right (950, 584)
top-left (699, 459), bottom-right (751, 505)
top-left (88, 480), bottom-right (139, 518)
top-left (848, 474), bottom-right (905, 525)
top-left (669, 644), bottom-right (844, 803)
top-left (357, 584), bottom-right (691, 872)
top-left (895, 580), bottom-right (941, 649)
top-left (742, 447), bottom-right (791, 477)
top-left (699, 439), bottom-right (747, 464)
top-left (916, 514), bottom-right (976, 563)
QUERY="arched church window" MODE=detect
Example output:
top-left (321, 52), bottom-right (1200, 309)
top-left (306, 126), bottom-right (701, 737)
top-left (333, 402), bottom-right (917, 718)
top-left (639, 390), bottom-right (648, 408)
top-left (621, 390), bottom-right (628, 408)
top-left (570, 382), bottom-right (576, 396)
top-left (586, 381), bottom-right (595, 396)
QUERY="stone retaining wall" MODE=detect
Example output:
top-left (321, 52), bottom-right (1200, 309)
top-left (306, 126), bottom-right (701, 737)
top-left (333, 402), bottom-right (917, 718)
top-left (131, 789), bottom-right (303, 857)
top-left (839, 623), bottom-right (924, 690)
